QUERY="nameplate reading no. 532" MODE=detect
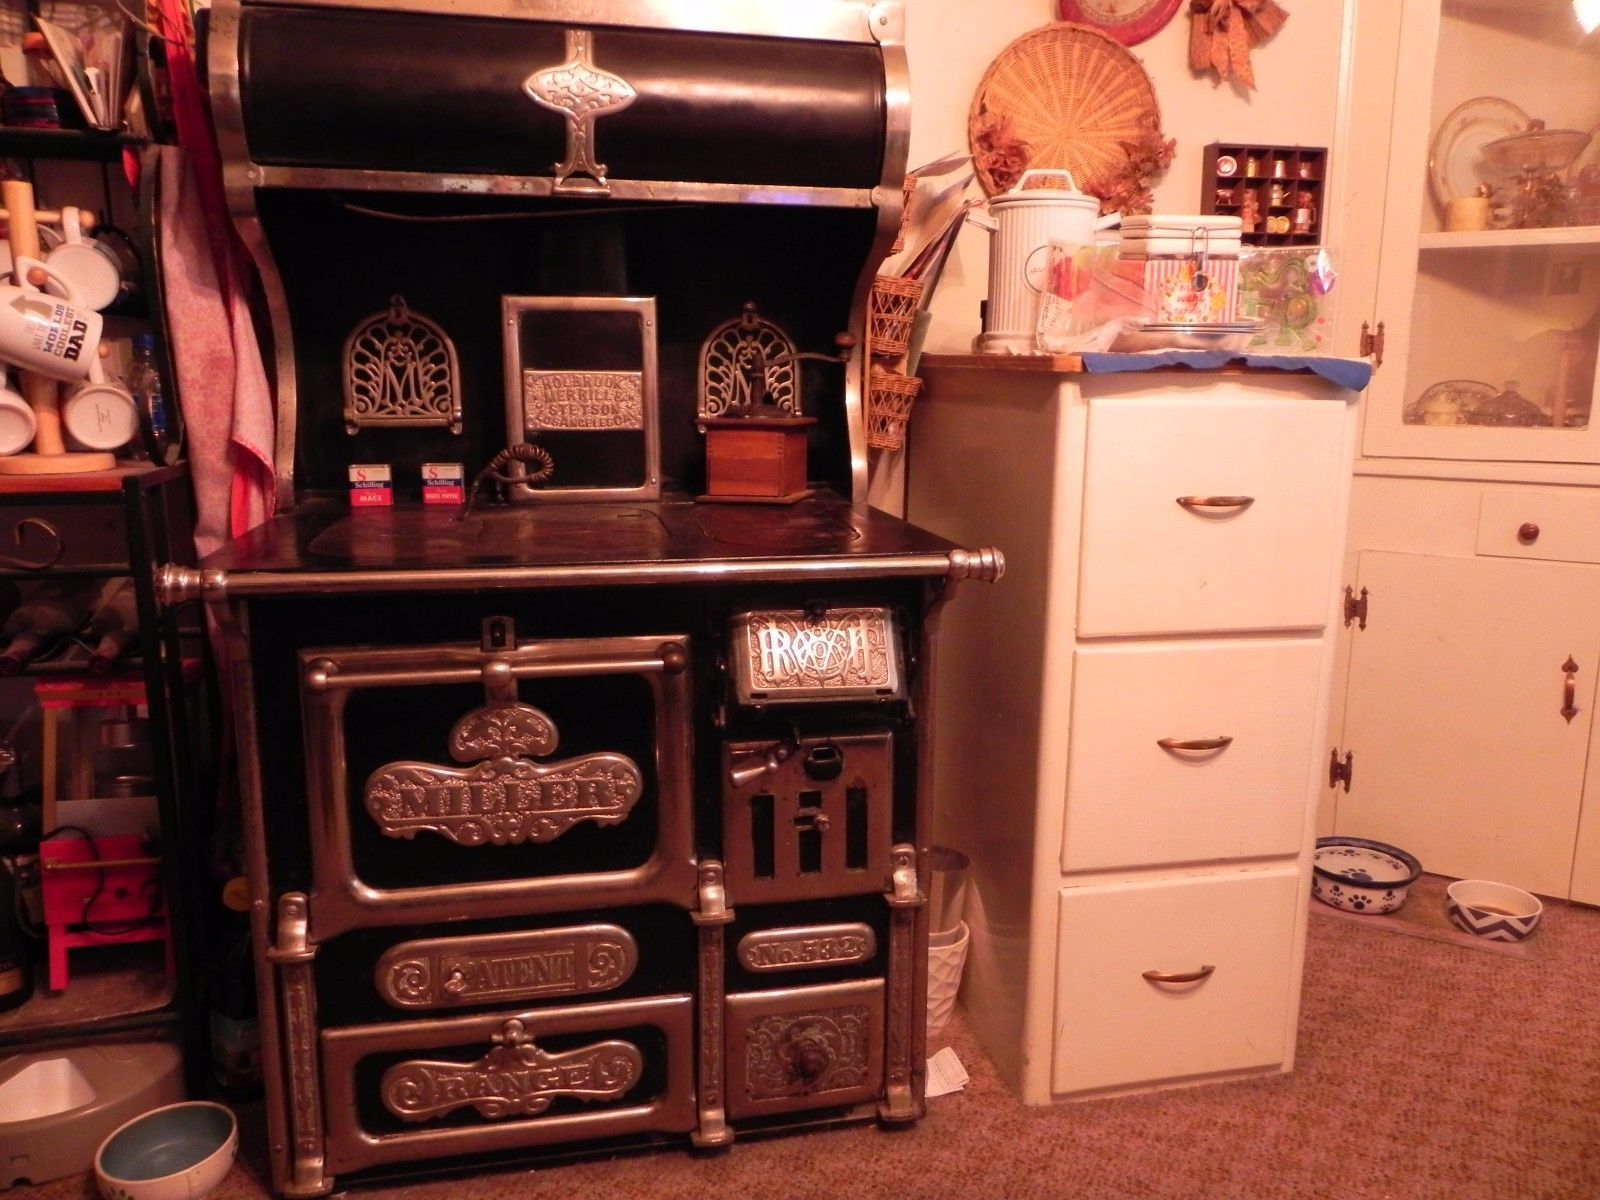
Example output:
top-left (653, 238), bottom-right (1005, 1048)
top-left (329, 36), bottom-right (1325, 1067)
top-left (737, 924), bottom-right (877, 973)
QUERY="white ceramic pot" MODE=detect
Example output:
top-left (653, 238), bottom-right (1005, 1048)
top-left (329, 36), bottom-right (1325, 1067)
top-left (980, 169), bottom-right (1121, 345)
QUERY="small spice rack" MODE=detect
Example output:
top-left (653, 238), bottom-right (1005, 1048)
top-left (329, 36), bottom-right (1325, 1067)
top-left (1202, 143), bottom-right (1327, 245)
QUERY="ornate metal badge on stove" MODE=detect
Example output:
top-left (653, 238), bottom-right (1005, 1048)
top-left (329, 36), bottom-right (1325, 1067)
top-left (499, 295), bottom-right (660, 503)
top-left (696, 303), bottom-right (854, 504)
top-left (522, 30), bottom-right (637, 195)
top-left (382, 1017), bottom-right (642, 1122)
top-left (377, 925), bottom-right (638, 1010)
top-left (363, 694), bottom-right (644, 846)
top-left (342, 295), bottom-right (462, 435)
top-left (728, 606), bottom-right (903, 704)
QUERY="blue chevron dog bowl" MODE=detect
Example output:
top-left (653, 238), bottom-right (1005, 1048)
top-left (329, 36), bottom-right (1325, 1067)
top-left (1312, 837), bottom-right (1422, 914)
top-left (1446, 879), bottom-right (1543, 943)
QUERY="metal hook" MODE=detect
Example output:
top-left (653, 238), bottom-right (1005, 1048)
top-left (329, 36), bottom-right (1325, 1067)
top-left (0, 518), bottom-right (63, 570)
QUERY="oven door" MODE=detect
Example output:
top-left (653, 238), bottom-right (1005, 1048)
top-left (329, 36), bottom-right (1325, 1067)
top-left (299, 633), bottom-right (697, 941)
top-left (320, 994), bottom-right (696, 1175)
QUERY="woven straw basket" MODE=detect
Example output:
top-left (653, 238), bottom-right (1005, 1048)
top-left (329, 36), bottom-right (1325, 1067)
top-left (868, 275), bottom-right (925, 358)
top-left (968, 23), bottom-right (1160, 198)
top-left (866, 366), bottom-right (924, 452)
top-left (890, 173), bottom-right (918, 254)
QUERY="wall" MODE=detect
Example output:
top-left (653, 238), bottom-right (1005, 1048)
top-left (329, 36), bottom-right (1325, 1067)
top-left (899, 0), bottom-right (1354, 356)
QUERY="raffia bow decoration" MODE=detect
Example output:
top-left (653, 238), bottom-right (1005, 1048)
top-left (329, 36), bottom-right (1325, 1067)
top-left (1188, 0), bottom-right (1289, 90)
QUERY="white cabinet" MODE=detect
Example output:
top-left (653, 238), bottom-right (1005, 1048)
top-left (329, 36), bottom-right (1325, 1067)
top-left (1334, 549), bottom-right (1600, 897)
top-left (1328, 0), bottom-right (1600, 901)
top-left (909, 363), bottom-right (1358, 1103)
top-left (1343, 0), bottom-right (1600, 464)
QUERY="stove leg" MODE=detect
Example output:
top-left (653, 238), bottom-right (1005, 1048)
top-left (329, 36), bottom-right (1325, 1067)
top-left (879, 843), bottom-right (925, 1124)
top-left (692, 860), bottom-right (735, 1149)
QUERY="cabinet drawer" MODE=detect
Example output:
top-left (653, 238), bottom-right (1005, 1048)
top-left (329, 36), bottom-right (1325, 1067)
top-left (1052, 868), bottom-right (1299, 1095)
top-left (1077, 397), bottom-right (1347, 636)
top-left (1061, 639), bottom-right (1323, 872)
top-left (1476, 490), bottom-right (1600, 565)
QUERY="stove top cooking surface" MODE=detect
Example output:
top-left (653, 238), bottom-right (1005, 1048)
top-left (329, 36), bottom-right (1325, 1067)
top-left (204, 492), bottom-right (951, 576)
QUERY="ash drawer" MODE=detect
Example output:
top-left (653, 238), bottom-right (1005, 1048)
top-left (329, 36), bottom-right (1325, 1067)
top-left (1052, 868), bottom-right (1299, 1095)
top-left (725, 978), bottom-right (884, 1119)
top-left (320, 993), bottom-right (696, 1175)
top-left (1077, 395), bottom-right (1348, 637)
top-left (1476, 490), bottom-right (1600, 565)
top-left (1062, 639), bottom-right (1323, 873)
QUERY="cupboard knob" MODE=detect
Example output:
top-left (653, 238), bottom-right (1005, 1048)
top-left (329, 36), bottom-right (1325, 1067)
top-left (1518, 522), bottom-right (1540, 543)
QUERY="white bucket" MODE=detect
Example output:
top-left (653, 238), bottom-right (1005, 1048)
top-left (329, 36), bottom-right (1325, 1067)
top-left (926, 919), bottom-right (970, 1042)
top-left (979, 169), bottom-right (1121, 348)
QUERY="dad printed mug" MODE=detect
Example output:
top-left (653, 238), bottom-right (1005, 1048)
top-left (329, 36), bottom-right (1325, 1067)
top-left (0, 257), bottom-right (104, 382)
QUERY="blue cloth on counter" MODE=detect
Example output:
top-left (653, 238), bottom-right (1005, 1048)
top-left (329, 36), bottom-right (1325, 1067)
top-left (1079, 351), bottom-right (1373, 392)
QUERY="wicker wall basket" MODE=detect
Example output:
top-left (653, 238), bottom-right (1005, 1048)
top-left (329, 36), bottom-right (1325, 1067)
top-left (866, 366), bottom-right (924, 452)
top-left (868, 275), bottom-right (926, 358)
top-left (968, 23), bottom-right (1161, 198)
top-left (890, 173), bottom-right (918, 255)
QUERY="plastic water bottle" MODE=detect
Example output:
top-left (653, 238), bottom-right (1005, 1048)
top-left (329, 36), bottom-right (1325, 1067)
top-left (131, 333), bottom-right (171, 452)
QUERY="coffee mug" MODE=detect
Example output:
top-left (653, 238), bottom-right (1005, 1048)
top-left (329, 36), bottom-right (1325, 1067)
top-left (0, 372), bottom-right (35, 455)
top-left (0, 257), bottom-right (105, 382)
top-left (62, 374), bottom-right (138, 451)
top-left (42, 207), bottom-right (124, 312)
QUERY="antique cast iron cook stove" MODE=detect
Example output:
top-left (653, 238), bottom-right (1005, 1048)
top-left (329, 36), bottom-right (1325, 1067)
top-left (158, 0), bottom-right (1001, 1192)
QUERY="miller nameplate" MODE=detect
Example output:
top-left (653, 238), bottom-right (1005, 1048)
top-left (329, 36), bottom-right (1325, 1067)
top-left (382, 1018), bottom-right (641, 1122)
top-left (364, 753), bottom-right (642, 846)
top-left (377, 925), bottom-right (638, 1010)
top-left (737, 925), bottom-right (877, 974)
top-left (524, 370), bottom-right (644, 430)
top-left (729, 608), bottom-right (902, 704)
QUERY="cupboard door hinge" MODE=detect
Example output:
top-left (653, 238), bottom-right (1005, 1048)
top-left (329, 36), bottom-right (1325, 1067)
top-left (1343, 585), bottom-right (1369, 630)
top-left (1329, 749), bottom-right (1354, 792)
top-left (1360, 320), bottom-right (1386, 368)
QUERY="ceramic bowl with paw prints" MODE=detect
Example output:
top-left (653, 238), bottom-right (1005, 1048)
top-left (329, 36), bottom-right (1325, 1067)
top-left (1312, 836), bottom-right (1422, 914)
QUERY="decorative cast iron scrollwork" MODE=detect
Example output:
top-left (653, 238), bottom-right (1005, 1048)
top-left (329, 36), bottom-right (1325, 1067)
top-left (342, 296), bottom-right (462, 434)
top-left (381, 1018), bottom-right (642, 1122)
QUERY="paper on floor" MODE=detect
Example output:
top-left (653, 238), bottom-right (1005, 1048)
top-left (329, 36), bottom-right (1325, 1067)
top-left (925, 1046), bottom-right (969, 1098)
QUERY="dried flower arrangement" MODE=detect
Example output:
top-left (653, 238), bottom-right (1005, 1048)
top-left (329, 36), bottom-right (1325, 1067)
top-left (1087, 122), bottom-right (1177, 215)
top-left (971, 114), bottom-right (1032, 196)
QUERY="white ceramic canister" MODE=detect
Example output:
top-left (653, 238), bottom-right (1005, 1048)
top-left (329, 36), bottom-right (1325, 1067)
top-left (979, 169), bottom-right (1121, 350)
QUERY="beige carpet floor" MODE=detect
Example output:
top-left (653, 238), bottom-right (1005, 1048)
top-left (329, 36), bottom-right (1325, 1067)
top-left (22, 894), bottom-right (1600, 1200)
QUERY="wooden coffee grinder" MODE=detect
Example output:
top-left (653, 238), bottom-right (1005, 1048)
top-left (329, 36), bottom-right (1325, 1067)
top-left (696, 302), bottom-right (853, 504)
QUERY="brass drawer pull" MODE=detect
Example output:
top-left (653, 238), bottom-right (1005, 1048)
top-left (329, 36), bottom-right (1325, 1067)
top-left (1142, 965), bottom-right (1216, 985)
top-left (1177, 495), bottom-right (1255, 513)
top-left (1157, 736), bottom-right (1233, 753)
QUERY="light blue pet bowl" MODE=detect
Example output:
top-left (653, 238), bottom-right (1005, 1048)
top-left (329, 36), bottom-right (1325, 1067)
top-left (94, 1101), bottom-right (237, 1200)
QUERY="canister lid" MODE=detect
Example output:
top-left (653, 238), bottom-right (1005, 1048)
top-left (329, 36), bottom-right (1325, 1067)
top-left (1121, 214), bottom-right (1244, 235)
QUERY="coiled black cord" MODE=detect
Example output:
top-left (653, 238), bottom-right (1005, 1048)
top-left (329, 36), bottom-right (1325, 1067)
top-left (463, 442), bottom-right (555, 515)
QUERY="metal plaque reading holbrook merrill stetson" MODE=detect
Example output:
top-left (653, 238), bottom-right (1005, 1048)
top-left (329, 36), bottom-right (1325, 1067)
top-left (377, 926), bottom-right (638, 1010)
top-left (382, 1018), bottom-right (642, 1122)
top-left (729, 608), bottom-right (903, 704)
top-left (523, 370), bottom-right (644, 431)
top-left (737, 924), bottom-right (877, 974)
